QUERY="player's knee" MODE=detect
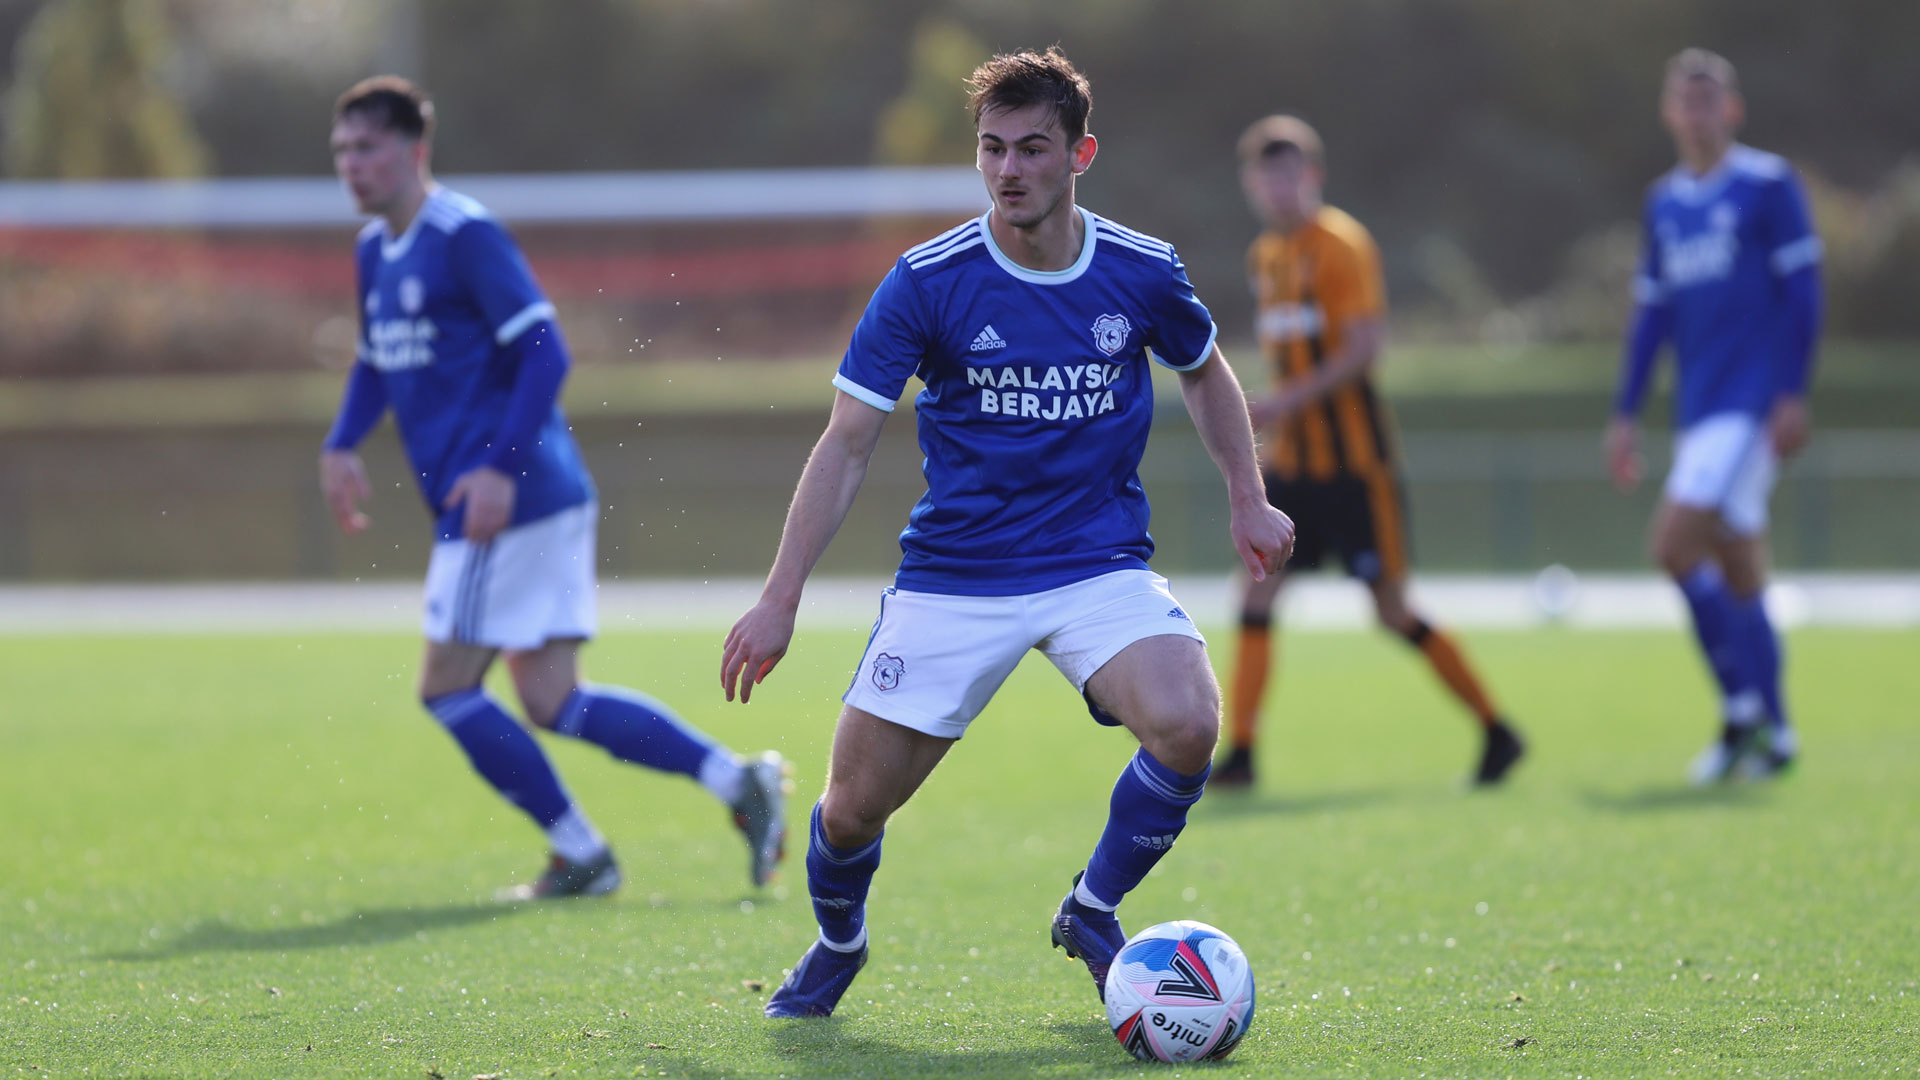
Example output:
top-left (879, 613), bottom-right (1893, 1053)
top-left (1239, 578), bottom-right (1281, 619)
top-left (1374, 596), bottom-right (1418, 638)
top-left (1148, 718), bottom-right (1217, 776)
top-left (817, 790), bottom-right (888, 850)
top-left (1720, 561), bottom-right (1764, 600)
top-left (1650, 525), bottom-right (1701, 579)
top-left (1387, 614), bottom-right (1430, 645)
top-left (1652, 540), bottom-right (1693, 580)
top-left (512, 678), bottom-right (572, 730)
top-left (1137, 687), bottom-right (1219, 775)
top-left (416, 672), bottom-right (479, 707)
top-left (517, 692), bottom-right (560, 730)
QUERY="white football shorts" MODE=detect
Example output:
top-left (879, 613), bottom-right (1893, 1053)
top-left (1663, 411), bottom-right (1777, 536)
top-left (841, 568), bottom-right (1208, 740)
top-left (423, 501), bottom-right (598, 650)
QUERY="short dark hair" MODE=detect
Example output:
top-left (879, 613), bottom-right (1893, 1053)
top-left (1666, 48), bottom-right (1740, 95)
top-left (966, 47), bottom-right (1093, 143)
top-left (334, 75), bottom-right (435, 140)
top-left (1237, 115), bottom-right (1325, 166)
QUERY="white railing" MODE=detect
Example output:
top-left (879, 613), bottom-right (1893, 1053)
top-left (0, 166), bottom-right (989, 228)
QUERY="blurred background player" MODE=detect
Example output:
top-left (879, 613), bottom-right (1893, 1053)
top-left (1215, 116), bottom-right (1525, 790)
top-left (720, 49), bottom-right (1294, 1017)
top-left (318, 77), bottom-right (788, 899)
top-left (1607, 50), bottom-right (1822, 783)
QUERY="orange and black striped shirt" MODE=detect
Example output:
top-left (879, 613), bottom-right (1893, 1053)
top-left (1248, 205), bottom-right (1397, 482)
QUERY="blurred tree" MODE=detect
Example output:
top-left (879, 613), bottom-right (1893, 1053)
top-left (5, 0), bottom-right (1916, 337)
top-left (1808, 162), bottom-right (1920, 337)
top-left (4, 0), bottom-right (208, 178)
top-left (872, 17), bottom-right (984, 165)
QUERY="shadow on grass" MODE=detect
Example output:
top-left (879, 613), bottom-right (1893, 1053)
top-left (104, 901), bottom-right (534, 961)
top-left (1580, 784), bottom-right (1771, 813)
top-left (751, 1013), bottom-right (1178, 1076)
top-left (1191, 788), bottom-right (1395, 820)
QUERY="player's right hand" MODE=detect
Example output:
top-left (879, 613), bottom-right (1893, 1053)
top-left (721, 598), bottom-right (797, 704)
top-left (1605, 417), bottom-right (1642, 493)
top-left (1231, 498), bottom-right (1296, 581)
top-left (319, 450), bottom-right (372, 534)
top-left (1769, 396), bottom-right (1811, 458)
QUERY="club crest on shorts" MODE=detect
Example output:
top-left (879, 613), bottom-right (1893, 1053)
top-left (870, 652), bottom-right (907, 692)
top-left (1091, 313), bottom-right (1132, 357)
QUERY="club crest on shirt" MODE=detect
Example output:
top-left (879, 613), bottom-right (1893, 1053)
top-left (365, 291), bottom-right (381, 315)
top-left (399, 275), bottom-right (425, 315)
top-left (870, 652), bottom-right (906, 692)
top-left (1090, 313), bottom-right (1132, 357)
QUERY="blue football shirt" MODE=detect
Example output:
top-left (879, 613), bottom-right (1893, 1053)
top-left (1634, 144), bottom-right (1822, 426)
top-left (354, 188), bottom-right (593, 540)
top-left (835, 206), bottom-right (1220, 596)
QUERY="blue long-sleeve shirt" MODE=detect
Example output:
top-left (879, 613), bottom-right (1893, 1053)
top-left (1614, 144), bottom-right (1823, 426)
top-left (322, 188), bottom-right (592, 540)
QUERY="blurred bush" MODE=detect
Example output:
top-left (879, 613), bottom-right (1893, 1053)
top-left (5, 0), bottom-right (1920, 375)
top-left (1810, 161), bottom-right (1920, 338)
top-left (1449, 161), bottom-right (1920, 349)
top-left (4, 0), bottom-right (207, 179)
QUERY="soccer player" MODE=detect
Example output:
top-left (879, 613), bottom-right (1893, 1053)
top-left (1213, 115), bottom-right (1524, 790)
top-left (1608, 49), bottom-right (1821, 782)
top-left (720, 48), bottom-right (1295, 1019)
top-left (318, 77), bottom-right (788, 898)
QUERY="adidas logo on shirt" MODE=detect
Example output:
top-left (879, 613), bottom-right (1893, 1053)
top-left (970, 325), bottom-right (1008, 352)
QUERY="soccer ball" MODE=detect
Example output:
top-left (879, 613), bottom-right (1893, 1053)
top-left (1104, 920), bottom-right (1255, 1062)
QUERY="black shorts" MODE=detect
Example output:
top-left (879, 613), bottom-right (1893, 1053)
top-left (1264, 469), bottom-right (1410, 582)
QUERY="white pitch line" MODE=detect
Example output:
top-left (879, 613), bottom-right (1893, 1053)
top-left (0, 574), bottom-right (1917, 635)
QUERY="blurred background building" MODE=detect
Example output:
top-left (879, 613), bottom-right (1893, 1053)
top-left (0, 0), bottom-right (1915, 582)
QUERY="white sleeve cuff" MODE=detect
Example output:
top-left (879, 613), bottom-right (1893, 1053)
top-left (1771, 236), bottom-right (1823, 276)
top-left (494, 300), bottom-right (558, 346)
top-left (832, 372), bottom-right (897, 413)
top-left (1152, 321), bottom-right (1219, 371)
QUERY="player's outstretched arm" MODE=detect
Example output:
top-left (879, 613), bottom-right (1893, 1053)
top-left (1769, 262), bottom-right (1823, 458)
top-left (1609, 203), bottom-right (1673, 493)
top-left (318, 361), bottom-right (388, 534)
top-left (1178, 346), bottom-right (1296, 580)
top-left (722, 390), bottom-right (890, 703)
top-left (1607, 299), bottom-right (1671, 493)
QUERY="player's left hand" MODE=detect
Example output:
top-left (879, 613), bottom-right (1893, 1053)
top-left (1604, 417), bottom-right (1642, 493)
top-left (443, 466), bottom-right (516, 543)
top-left (1231, 498), bottom-right (1296, 581)
top-left (721, 597), bottom-right (798, 704)
top-left (319, 450), bottom-right (373, 534)
top-left (1769, 396), bottom-right (1810, 458)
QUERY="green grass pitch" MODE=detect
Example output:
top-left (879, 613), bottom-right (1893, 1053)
top-left (3, 627), bottom-right (1916, 1078)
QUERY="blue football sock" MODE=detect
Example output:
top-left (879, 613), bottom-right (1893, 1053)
top-left (805, 801), bottom-right (882, 951)
top-left (1729, 590), bottom-right (1787, 729)
top-left (425, 688), bottom-right (575, 830)
top-left (1676, 564), bottom-right (1757, 723)
top-left (553, 686), bottom-right (740, 797)
top-left (1080, 749), bottom-right (1209, 910)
